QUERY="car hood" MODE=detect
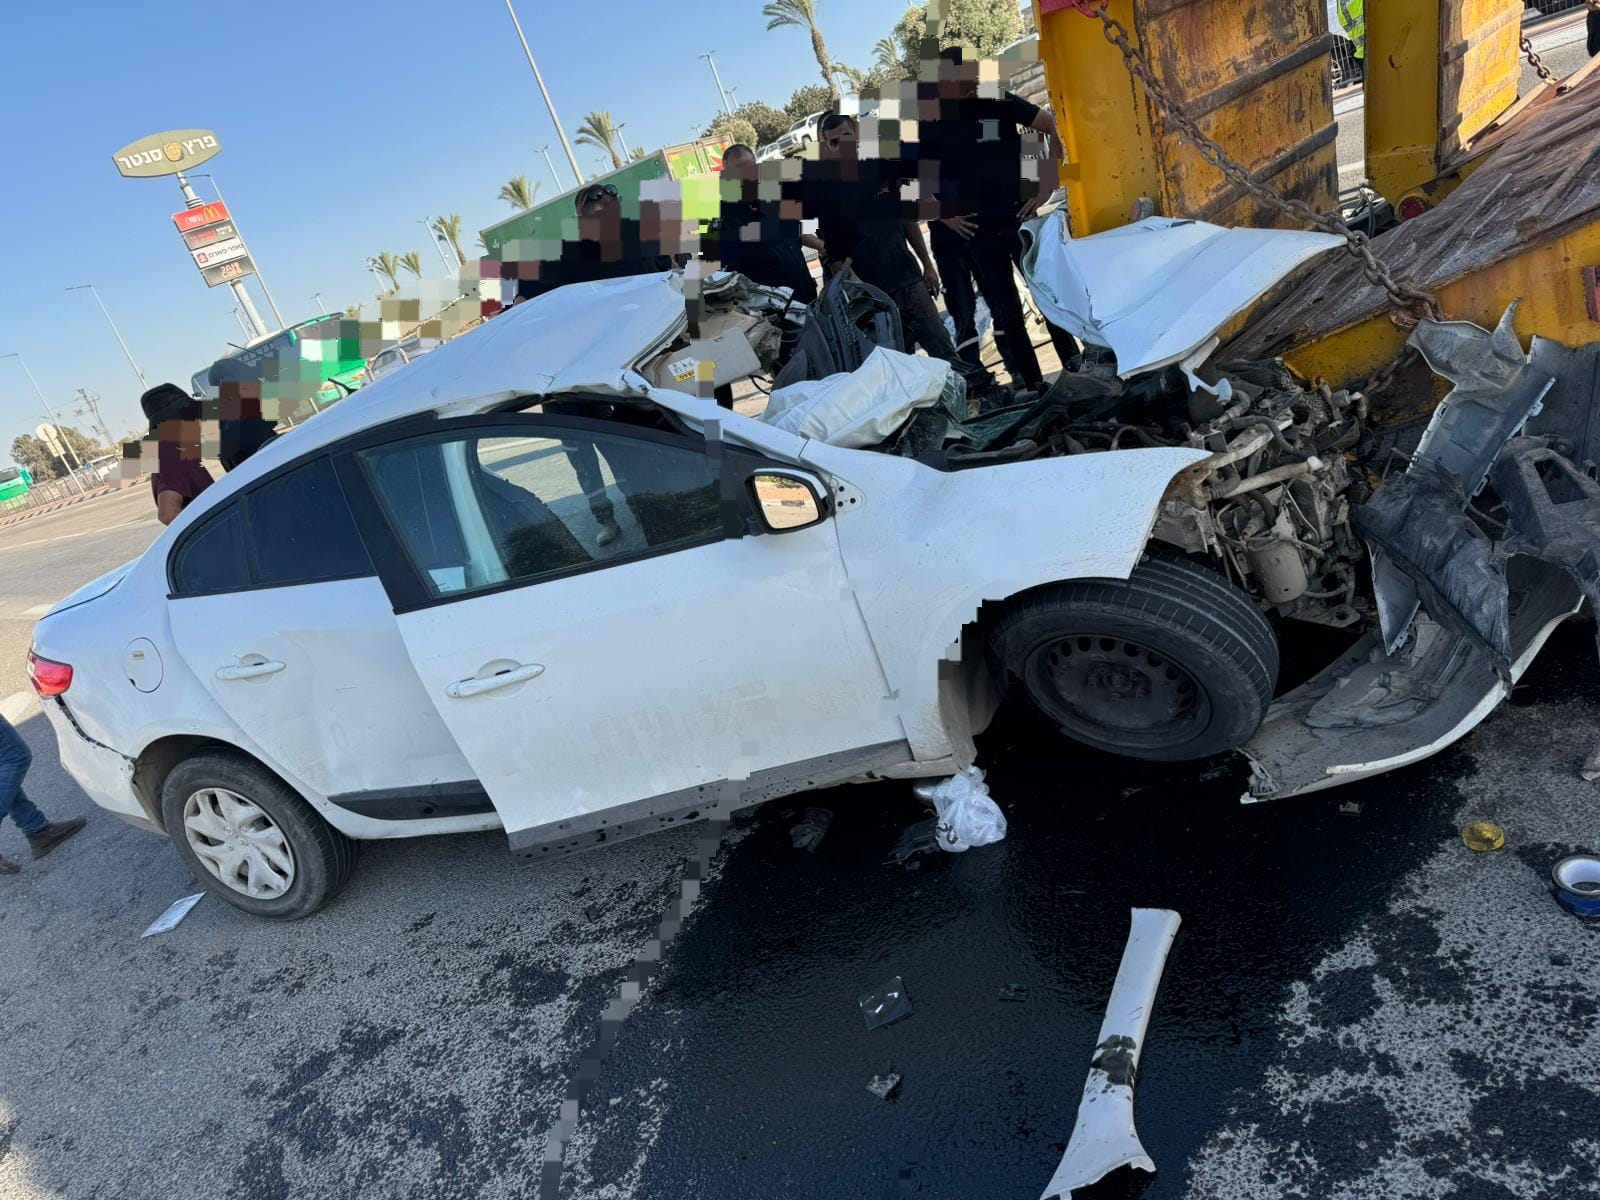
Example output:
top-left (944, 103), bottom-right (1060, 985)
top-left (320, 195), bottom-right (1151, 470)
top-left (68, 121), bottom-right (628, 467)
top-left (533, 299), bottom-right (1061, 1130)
top-left (42, 559), bottom-right (135, 619)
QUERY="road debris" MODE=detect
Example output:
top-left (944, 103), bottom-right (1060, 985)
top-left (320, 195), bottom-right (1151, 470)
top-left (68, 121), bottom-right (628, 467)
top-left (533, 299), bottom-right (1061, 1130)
top-left (1549, 854), bottom-right (1600, 921)
top-left (1041, 907), bottom-right (1181, 1200)
top-left (1338, 798), bottom-right (1365, 817)
top-left (1461, 821), bottom-right (1507, 852)
top-left (141, 892), bottom-right (204, 938)
top-left (889, 817), bottom-right (941, 866)
top-left (789, 807), bottom-right (833, 853)
top-left (998, 983), bottom-right (1029, 1003)
top-left (859, 976), bottom-right (913, 1031)
top-left (866, 1070), bottom-right (903, 1100)
top-left (912, 767), bottom-right (1007, 853)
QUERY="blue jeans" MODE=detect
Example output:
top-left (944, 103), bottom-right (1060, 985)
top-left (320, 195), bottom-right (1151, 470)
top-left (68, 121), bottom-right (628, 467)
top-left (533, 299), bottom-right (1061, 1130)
top-left (0, 714), bottom-right (47, 837)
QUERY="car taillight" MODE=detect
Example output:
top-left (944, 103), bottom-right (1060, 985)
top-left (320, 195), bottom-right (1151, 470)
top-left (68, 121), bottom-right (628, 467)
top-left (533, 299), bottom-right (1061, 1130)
top-left (27, 650), bottom-right (72, 697)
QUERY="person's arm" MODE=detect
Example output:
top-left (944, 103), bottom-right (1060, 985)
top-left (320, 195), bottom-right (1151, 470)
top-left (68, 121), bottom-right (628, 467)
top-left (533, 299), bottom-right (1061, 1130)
top-left (156, 490), bottom-right (184, 526)
top-left (903, 220), bottom-right (940, 296)
top-left (800, 233), bottom-right (824, 252)
top-left (1019, 107), bottom-right (1063, 220)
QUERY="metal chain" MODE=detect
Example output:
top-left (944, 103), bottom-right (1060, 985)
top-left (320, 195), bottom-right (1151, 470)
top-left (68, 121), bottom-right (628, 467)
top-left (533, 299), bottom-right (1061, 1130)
top-left (1520, 34), bottom-right (1559, 86)
top-left (1359, 343), bottom-right (1419, 401)
top-left (1079, 1), bottom-right (1443, 322)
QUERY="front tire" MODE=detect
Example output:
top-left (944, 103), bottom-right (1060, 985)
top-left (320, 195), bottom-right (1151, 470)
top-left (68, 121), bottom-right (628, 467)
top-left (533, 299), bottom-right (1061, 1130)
top-left (987, 552), bottom-right (1277, 761)
top-left (161, 750), bottom-right (356, 920)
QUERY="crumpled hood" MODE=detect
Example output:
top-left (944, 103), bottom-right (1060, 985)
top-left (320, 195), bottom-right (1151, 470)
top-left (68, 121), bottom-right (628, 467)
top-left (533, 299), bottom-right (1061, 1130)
top-left (42, 559), bottom-right (135, 619)
top-left (1020, 212), bottom-right (1343, 378)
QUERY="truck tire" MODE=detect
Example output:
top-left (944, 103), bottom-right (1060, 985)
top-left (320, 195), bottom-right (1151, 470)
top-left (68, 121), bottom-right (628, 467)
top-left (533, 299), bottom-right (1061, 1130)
top-left (161, 750), bottom-right (357, 920)
top-left (987, 552), bottom-right (1278, 761)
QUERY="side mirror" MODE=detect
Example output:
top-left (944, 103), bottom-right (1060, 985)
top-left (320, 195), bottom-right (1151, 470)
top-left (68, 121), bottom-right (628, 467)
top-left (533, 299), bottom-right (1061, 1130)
top-left (749, 469), bottom-right (829, 533)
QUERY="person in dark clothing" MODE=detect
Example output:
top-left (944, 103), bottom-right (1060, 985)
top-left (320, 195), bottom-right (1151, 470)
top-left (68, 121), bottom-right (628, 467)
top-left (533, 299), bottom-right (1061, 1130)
top-left (139, 383), bottom-right (214, 525)
top-left (808, 113), bottom-right (996, 402)
top-left (206, 357), bottom-right (281, 471)
top-left (918, 46), bottom-right (1078, 392)
top-left (1589, 6), bottom-right (1599, 58)
top-left (514, 182), bottom-right (679, 303)
top-left (928, 218), bottom-right (985, 374)
top-left (709, 144), bottom-right (820, 304)
top-left (0, 713), bottom-right (86, 875)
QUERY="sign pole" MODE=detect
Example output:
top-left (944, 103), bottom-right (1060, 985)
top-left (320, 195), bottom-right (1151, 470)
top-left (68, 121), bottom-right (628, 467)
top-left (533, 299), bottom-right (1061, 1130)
top-left (1, 355), bottom-right (88, 494)
top-left (192, 174), bottom-right (285, 331)
top-left (178, 172), bottom-right (266, 340)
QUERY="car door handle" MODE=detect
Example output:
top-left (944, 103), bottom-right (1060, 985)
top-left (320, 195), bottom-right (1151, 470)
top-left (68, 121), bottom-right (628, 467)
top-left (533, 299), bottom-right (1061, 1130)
top-left (446, 663), bottom-right (545, 699)
top-left (215, 660), bottom-right (286, 681)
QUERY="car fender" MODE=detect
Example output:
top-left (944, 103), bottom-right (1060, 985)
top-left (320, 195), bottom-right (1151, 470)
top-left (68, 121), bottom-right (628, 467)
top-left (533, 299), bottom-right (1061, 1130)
top-left (797, 442), bottom-right (1211, 760)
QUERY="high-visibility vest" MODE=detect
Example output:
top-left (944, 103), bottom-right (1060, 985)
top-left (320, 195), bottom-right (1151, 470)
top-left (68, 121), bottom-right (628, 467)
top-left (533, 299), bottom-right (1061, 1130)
top-left (1337, 0), bottom-right (1365, 59)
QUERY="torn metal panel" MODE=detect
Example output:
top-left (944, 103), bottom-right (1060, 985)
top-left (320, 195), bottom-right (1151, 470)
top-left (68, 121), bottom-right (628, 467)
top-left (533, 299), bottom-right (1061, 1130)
top-left (1241, 574), bottom-right (1582, 802)
top-left (1367, 305), bottom-right (1554, 653)
top-left (1018, 211), bottom-right (1341, 378)
top-left (1041, 908), bottom-right (1181, 1200)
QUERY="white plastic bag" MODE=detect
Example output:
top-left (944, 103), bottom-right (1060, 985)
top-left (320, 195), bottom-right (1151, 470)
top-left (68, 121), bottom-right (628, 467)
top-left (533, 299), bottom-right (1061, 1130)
top-left (912, 766), bottom-right (1007, 853)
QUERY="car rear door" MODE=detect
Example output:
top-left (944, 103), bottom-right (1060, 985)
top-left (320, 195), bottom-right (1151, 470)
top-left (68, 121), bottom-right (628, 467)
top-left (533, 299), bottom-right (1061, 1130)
top-left (338, 410), bottom-right (906, 856)
top-left (167, 455), bottom-right (481, 813)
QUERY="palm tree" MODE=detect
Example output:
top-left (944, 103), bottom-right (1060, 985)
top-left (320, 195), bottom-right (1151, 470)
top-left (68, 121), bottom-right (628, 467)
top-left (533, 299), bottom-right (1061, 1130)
top-left (575, 111), bottom-right (625, 170)
top-left (431, 214), bottom-right (466, 264)
top-left (375, 252), bottom-right (401, 293)
top-left (399, 251), bottom-right (424, 279)
top-left (873, 36), bottom-right (902, 76)
top-left (832, 62), bottom-right (867, 90)
top-left (762, 0), bottom-right (837, 100)
top-left (498, 175), bottom-right (538, 211)
top-left (630, 146), bottom-right (648, 161)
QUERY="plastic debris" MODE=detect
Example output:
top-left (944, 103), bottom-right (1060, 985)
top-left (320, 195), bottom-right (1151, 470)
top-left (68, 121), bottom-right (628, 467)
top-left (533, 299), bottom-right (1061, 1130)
top-left (1339, 798), bottom-right (1365, 817)
top-left (141, 893), bottom-right (205, 938)
top-left (1550, 854), bottom-right (1600, 921)
top-left (889, 816), bottom-right (941, 866)
top-left (859, 976), bottom-right (913, 1030)
top-left (1462, 821), bottom-right (1506, 852)
top-left (912, 766), bottom-right (1007, 853)
top-left (866, 1071), bottom-right (902, 1100)
top-left (790, 807), bottom-right (833, 853)
top-left (998, 983), bottom-right (1029, 1003)
top-left (1041, 908), bottom-right (1181, 1199)
top-left (1581, 744), bottom-right (1600, 783)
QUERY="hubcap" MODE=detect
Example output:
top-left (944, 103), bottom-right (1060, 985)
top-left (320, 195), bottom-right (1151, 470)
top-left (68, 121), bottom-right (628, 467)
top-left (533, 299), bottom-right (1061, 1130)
top-left (183, 787), bottom-right (295, 899)
top-left (1028, 635), bottom-right (1208, 746)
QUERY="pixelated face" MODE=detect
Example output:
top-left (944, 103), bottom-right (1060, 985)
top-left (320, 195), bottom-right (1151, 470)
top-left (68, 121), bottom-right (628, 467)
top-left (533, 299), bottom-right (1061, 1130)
top-left (721, 147), bottom-right (758, 184)
top-left (577, 183), bottom-right (621, 220)
top-left (820, 119), bottom-right (858, 160)
top-left (938, 55), bottom-right (981, 100)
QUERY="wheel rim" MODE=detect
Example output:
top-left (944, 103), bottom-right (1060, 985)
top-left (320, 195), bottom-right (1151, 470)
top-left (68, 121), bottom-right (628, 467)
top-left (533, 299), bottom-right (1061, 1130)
top-left (1024, 634), bottom-right (1211, 749)
top-left (183, 787), bottom-right (296, 899)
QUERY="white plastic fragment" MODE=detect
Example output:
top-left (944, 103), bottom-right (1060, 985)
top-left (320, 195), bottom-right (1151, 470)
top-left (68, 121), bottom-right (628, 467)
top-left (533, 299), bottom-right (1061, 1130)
top-left (1040, 907), bottom-right (1182, 1199)
top-left (141, 893), bottom-right (205, 938)
top-left (912, 766), bottom-right (1007, 852)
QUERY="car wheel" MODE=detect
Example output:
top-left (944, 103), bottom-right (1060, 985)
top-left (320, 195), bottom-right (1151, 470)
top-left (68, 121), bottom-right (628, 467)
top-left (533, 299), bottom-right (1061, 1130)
top-left (160, 750), bottom-right (357, 920)
top-left (987, 550), bottom-right (1278, 761)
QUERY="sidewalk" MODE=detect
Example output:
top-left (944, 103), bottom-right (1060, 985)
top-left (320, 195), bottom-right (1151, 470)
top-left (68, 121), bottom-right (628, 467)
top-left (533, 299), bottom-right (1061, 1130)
top-left (0, 477), bottom-right (147, 530)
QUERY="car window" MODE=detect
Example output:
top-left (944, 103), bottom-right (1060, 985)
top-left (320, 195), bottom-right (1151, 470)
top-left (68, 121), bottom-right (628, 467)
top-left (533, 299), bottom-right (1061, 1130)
top-left (172, 504), bottom-right (250, 595)
top-left (246, 457), bottom-right (372, 587)
top-left (359, 426), bottom-right (724, 599)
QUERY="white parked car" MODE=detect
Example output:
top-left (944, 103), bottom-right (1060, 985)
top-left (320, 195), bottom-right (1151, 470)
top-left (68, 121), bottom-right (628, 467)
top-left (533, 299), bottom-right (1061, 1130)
top-left (365, 337), bottom-right (441, 383)
top-left (29, 273), bottom-right (1215, 919)
top-left (773, 112), bottom-right (825, 157)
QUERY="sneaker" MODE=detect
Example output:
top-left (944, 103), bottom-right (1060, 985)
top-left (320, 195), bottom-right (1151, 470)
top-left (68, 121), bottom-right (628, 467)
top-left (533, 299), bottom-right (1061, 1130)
top-left (596, 519), bottom-right (622, 547)
top-left (27, 817), bottom-right (86, 860)
top-left (0, 854), bottom-right (18, 875)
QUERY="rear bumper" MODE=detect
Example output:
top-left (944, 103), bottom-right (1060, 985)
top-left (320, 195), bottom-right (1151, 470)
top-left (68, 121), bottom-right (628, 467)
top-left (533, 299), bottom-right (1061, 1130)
top-left (40, 698), bottom-right (149, 830)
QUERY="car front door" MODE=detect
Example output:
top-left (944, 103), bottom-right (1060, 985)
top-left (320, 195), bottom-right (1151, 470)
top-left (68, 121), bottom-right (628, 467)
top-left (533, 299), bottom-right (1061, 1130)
top-left (340, 411), bottom-right (906, 856)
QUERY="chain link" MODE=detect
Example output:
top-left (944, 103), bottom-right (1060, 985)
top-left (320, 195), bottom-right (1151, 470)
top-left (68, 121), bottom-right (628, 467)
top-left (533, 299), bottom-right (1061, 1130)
top-left (1521, 34), bottom-right (1559, 87)
top-left (1078, 1), bottom-right (1443, 323)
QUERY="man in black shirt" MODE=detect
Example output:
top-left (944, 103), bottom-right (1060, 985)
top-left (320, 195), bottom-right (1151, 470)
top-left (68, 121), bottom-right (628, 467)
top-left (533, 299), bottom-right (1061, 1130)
top-left (919, 47), bottom-right (1078, 392)
top-left (808, 114), bottom-right (996, 402)
top-left (514, 182), bottom-right (678, 303)
top-left (709, 144), bottom-right (819, 304)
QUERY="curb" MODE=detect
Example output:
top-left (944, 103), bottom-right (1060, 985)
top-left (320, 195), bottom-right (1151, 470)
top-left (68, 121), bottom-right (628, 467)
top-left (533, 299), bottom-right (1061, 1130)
top-left (0, 480), bottom-right (145, 529)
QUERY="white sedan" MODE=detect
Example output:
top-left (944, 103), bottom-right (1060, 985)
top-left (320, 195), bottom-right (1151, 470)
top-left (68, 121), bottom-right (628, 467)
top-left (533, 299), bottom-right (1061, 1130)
top-left (30, 274), bottom-right (1249, 919)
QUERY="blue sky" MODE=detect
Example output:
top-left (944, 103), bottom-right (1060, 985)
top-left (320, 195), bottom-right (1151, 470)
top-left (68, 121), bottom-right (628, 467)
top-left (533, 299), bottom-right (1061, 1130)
top-left (0, 0), bottom-right (914, 462)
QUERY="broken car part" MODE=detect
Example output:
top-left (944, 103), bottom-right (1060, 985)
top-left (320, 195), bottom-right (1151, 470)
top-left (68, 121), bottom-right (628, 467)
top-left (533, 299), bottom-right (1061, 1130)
top-left (141, 892), bottom-right (204, 938)
top-left (1040, 907), bottom-right (1181, 1200)
top-left (866, 1071), bottom-right (903, 1100)
top-left (1550, 854), bottom-right (1600, 922)
top-left (789, 807), bottom-right (833, 853)
top-left (1461, 821), bottom-right (1507, 853)
top-left (859, 977), bottom-right (913, 1031)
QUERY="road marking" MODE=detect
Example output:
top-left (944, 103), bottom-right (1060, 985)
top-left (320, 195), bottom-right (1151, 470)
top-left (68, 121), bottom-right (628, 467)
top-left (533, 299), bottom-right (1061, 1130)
top-left (0, 517), bottom-right (153, 554)
top-left (0, 691), bottom-right (36, 724)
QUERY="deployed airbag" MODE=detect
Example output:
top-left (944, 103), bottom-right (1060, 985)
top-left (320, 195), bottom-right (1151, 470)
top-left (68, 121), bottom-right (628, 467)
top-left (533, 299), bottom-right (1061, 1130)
top-left (759, 347), bottom-right (959, 449)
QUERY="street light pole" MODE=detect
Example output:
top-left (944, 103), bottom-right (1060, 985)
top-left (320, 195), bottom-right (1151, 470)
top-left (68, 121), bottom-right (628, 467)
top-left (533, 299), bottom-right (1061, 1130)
top-left (540, 145), bottom-right (561, 191)
top-left (312, 292), bottom-right (327, 315)
top-left (420, 218), bottom-right (455, 273)
top-left (1, 353), bottom-right (88, 493)
top-left (617, 126), bottom-right (632, 160)
top-left (700, 51), bottom-right (734, 116)
top-left (504, 0), bottom-right (585, 187)
top-left (188, 172), bottom-right (287, 332)
top-left (65, 284), bottom-right (147, 392)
